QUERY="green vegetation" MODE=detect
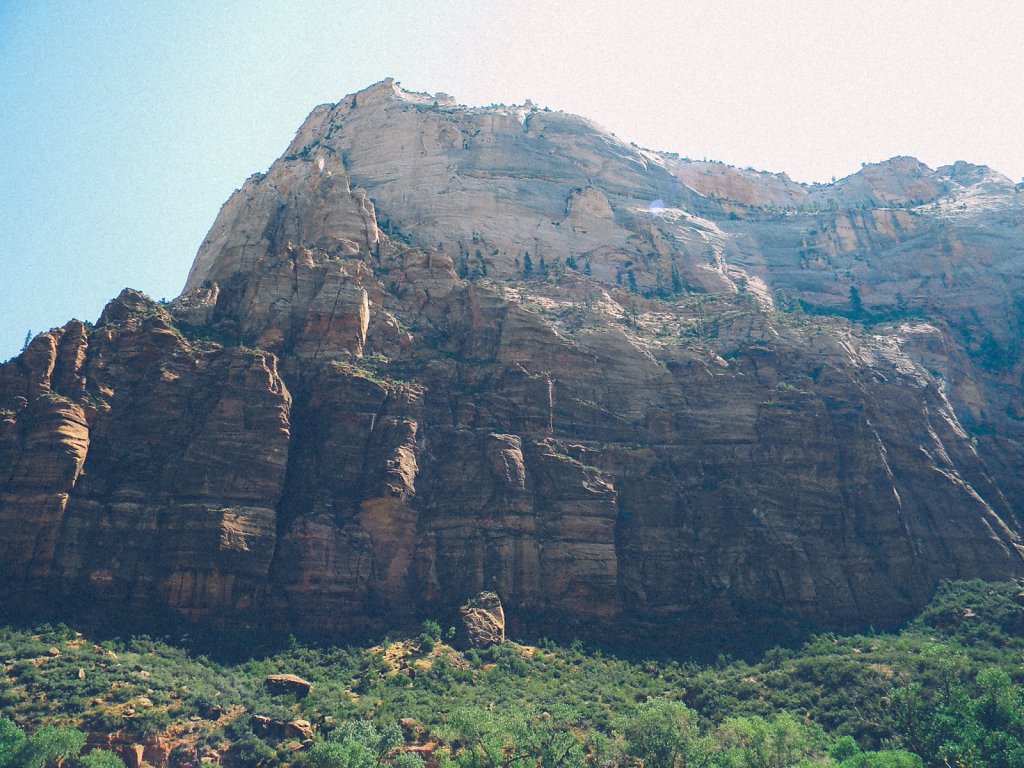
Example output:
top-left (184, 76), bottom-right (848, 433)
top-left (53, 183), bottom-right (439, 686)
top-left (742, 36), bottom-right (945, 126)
top-left (2, 582), bottom-right (1024, 767)
top-left (328, 358), bottom-right (415, 389)
top-left (307, 720), bottom-right (411, 768)
top-left (0, 716), bottom-right (123, 768)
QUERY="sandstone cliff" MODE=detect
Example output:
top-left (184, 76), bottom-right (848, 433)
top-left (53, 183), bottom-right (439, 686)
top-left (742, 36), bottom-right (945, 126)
top-left (2, 79), bottom-right (1023, 641)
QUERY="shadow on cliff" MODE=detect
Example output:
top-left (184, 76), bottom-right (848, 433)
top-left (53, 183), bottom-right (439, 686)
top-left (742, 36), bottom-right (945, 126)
top-left (0, 600), bottom-right (299, 663)
top-left (0, 596), bottom-right (839, 666)
top-left (507, 608), bottom-right (839, 665)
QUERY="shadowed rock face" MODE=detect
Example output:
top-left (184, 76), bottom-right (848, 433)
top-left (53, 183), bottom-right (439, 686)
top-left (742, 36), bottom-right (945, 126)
top-left (2, 79), bottom-right (1023, 642)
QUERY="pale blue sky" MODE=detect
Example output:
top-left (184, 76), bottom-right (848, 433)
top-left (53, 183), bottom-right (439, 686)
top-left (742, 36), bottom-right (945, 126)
top-left (2, 0), bottom-right (1022, 361)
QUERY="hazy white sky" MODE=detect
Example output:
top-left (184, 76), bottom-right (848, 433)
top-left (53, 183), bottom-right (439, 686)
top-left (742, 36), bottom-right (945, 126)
top-left (1, 0), bottom-right (1022, 360)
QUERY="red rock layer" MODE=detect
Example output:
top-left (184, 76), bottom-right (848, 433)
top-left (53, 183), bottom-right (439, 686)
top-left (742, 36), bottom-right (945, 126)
top-left (2, 81), bottom-right (1023, 641)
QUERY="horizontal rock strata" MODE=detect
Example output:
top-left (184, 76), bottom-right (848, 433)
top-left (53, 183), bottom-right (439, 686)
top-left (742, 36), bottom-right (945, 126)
top-left (2, 79), bottom-right (1023, 642)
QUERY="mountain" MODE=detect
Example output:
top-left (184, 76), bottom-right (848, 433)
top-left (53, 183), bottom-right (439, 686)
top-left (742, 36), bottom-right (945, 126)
top-left (2, 78), bottom-right (1023, 642)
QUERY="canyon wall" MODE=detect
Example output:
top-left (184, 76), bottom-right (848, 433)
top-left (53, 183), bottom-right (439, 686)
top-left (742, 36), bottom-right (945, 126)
top-left (3, 79), bottom-right (1023, 641)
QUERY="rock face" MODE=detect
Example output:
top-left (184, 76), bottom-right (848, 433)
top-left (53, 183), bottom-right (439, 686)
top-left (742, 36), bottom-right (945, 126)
top-left (85, 731), bottom-right (169, 768)
top-left (2, 79), bottom-right (1024, 643)
top-left (250, 714), bottom-right (314, 740)
top-left (264, 674), bottom-right (313, 697)
top-left (460, 591), bottom-right (506, 647)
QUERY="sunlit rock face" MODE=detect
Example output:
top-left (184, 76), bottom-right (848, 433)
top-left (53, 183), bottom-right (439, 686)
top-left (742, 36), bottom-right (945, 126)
top-left (2, 79), bottom-right (1024, 641)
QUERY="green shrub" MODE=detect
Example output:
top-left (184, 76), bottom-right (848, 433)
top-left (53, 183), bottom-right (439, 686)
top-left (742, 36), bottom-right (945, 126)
top-left (76, 750), bottom-right (128, 768)
top-left (0, 718), bottom-right (27, 767)
top-left (307, 720), bottom-right (403, 768)
top-left (716, 714), bottom-right (823, 768)
top-left (620, 699), bottom-right (700, 768)
top-left (0, 722), bottom-right (87, 768)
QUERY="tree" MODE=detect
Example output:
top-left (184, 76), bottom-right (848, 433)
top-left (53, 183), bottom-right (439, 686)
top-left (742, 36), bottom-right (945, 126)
top-left (838, 750), bottom-right (922, 768)
top-left (891, 666), bottom-right (1024, 768)
top-left (0, 718), bottom-right (26, 768)
top-left (523, 252), bottom-right (533, 277)
top-left (890, 679), bottom-right (983, 768)
top-left (443, 705), bottom-right (585, 768)
top-left (1, 725), bottom-right (87, 768)
top-left (230, 729), bottom-right (276, 767)
top-left (670, 265), bottom-right (683, 294)
top-left (716, 714), bottom-right (820, 768)
top-left (307, 739), bottom-right (376, 768)
top-left (849, 285), bottom-right (864, 317)
top-left (77, 751), bottom-right (128, 768)
top-left (512, 707), bottom-right (587, 768)
top-left (308, 720), bottom-right (404, 768)
top-left (620, 700), bottom-right (705, 768)
top-left (583, 729), bottom-right (623, 768)
top-left (417, 619), bottom-right (442, 652)
top-left (391, 754), bottom-right (424, 768)
top-left (829, 736), bottom-right (860, 763)
top-left (627, 300), bottom-right (640, 327)
top-left (21, 331), bottom-right (31, 352)
top-left (443, 706), bottom-right (509, 768)
top-left (975, 668), bottom-right (1022, 730)
top-left (830, 732), bottom-right (922, 768)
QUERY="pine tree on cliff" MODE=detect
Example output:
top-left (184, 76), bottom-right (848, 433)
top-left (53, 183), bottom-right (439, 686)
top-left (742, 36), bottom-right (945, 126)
top-left (671, 264), bottom-right (683, 294)
top-left (849, 284), bottom-right (864, 318)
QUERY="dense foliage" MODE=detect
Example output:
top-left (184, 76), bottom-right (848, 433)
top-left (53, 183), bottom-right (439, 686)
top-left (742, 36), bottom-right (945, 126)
top-left (1, 580), bottom-right (1023, 767)
top-left (0, 716), bottom-right (123, 768)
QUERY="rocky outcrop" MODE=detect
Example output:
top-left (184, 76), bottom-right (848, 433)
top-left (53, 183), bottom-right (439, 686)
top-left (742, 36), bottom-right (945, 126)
top-left (250, 714), bottom-right (314, 740)
top-left (459, 591), bottom-right (506, 647)
top-left (84, 731), bottom-right (170, 768)
top-left (2, 80), bottom-right (1023, 643)
top-left (264, 674), bottom-right (313, 697)
top-left (0, 291), bottom-right (292, 623)
top-left (668, 160), bottom-right (809, 208)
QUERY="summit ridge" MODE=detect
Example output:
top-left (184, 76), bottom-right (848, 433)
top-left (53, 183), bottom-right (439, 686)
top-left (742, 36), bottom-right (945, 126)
top-left (2, 81), bottom-right (1023, 641)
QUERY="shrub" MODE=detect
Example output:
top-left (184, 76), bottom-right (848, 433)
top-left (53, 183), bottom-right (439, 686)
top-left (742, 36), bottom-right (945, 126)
top-left (620, 699), bottom-right (703, 768)
top-left (0, 723), bottom-right (87, 768)
top-left (76, 750), bottom-right (128, 768)
top-left (716, 714), bottom-right (822, 768)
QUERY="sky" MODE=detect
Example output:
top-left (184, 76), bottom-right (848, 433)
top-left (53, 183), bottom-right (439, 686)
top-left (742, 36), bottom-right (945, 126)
top-left (1, 0), bottom-right (1022, 361)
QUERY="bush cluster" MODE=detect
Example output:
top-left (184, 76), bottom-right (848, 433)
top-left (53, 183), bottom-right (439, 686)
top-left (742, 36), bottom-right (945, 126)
top-left (1, 581), bottom-right (1023, 767)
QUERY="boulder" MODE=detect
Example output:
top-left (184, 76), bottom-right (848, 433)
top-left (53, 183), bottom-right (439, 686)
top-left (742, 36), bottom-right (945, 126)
top-left (250, 715), bottom-right (275, 736)
top-left (460, 591), bottom-right (505, 647)
top-left (264, 673), bottom-right (313, 697)
top-left (198, 701), bottom-right (224, 720)
top-left (286, 720), bottom-right (314, 740)
top-left (250, 715), bottom-right (314, 740)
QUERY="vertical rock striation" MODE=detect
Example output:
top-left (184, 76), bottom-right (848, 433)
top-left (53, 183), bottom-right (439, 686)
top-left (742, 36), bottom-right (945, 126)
top-left (2, 80), bottom-right (1023, 642)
